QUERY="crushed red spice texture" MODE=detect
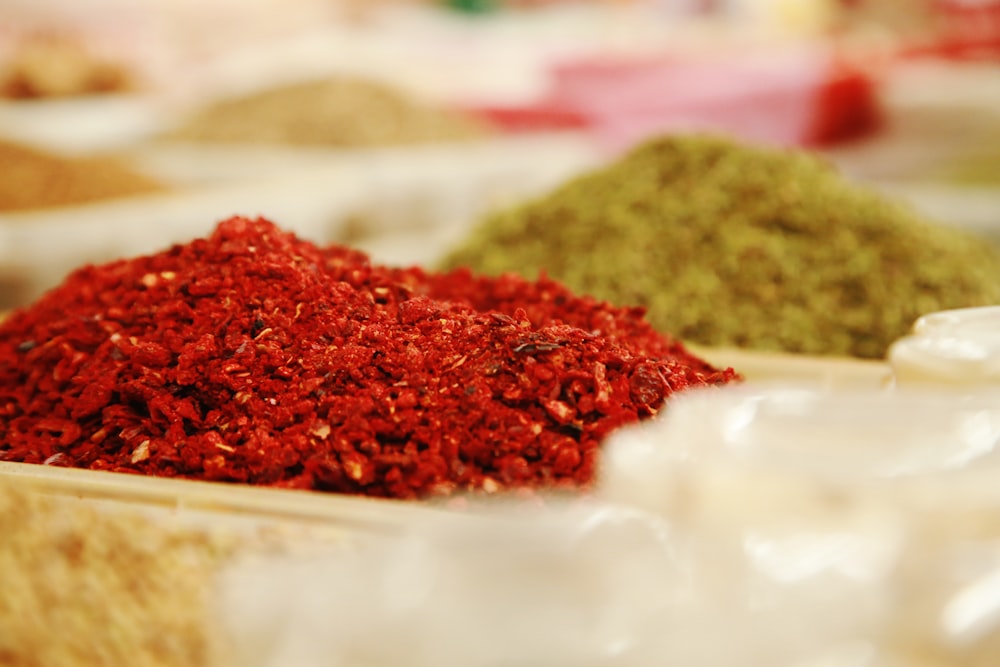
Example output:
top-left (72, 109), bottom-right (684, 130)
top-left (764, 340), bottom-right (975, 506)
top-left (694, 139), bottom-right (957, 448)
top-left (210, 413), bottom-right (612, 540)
top-left (0, 217), bottom-right (737, 499)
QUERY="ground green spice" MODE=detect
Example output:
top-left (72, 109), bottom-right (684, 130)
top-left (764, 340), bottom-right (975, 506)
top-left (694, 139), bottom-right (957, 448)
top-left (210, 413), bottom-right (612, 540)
top-left (441, 134), bottom-right (1000, 359)
top-left (164, 77), bottom-right (488, 147)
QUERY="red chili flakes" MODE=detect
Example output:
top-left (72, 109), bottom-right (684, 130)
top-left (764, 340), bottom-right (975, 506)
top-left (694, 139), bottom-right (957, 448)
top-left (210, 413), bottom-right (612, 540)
top-left (0, 216), bottom-right (738, 499)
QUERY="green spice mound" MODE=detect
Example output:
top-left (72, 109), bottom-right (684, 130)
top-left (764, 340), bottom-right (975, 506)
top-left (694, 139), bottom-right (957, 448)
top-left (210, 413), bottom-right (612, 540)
top-left (440, 135), bottom-right (1000, 359)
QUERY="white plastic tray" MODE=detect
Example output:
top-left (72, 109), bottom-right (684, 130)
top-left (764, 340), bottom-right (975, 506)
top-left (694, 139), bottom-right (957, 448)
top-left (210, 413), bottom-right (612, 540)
top-left (0, 94), bottom-right (170, 155)
top-left (0, 460), bottom-right (454, 536)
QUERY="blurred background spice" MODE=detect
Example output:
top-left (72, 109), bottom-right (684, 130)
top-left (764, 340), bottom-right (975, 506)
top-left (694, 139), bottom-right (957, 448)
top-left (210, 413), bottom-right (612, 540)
top-left (161, 77), bottom-right (490, 148)
top-left (0, 138), bottom-right (166, 212)
top-left (933, 146), bottom-right (1000, 187)
top-left (0, 32), bottom-right (134, 100)
top-left (441, 134), bottom-right (1000, 359)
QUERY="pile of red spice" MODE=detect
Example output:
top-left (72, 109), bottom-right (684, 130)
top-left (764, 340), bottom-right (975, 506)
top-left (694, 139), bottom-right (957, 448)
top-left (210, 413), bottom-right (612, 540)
top-left (0, 217), bottom-right (737, 499)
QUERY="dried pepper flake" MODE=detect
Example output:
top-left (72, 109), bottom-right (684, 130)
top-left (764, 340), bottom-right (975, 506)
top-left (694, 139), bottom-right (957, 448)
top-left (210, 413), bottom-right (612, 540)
top-left (0, 217), bottom-right (738, 499)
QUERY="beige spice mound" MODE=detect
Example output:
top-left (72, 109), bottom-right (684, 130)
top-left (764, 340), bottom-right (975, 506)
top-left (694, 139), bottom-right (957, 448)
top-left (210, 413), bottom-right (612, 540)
top-left (0, 139), bottom-right (166, 213)
top-left (164, 77), bottom-right (490, 147)
top-left (0, 484), bottom-right (233, 667)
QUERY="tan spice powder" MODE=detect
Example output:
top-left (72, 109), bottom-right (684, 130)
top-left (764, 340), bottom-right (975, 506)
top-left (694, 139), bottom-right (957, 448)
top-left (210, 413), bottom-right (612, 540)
top-left (0, 484), bottom-right (232, 667)
top-left (441, 134), bottom-right (1000, 359)
top-left (163, 77), bottom-right (489, 147)
top-left (0, 139), bottom-right (166, 213)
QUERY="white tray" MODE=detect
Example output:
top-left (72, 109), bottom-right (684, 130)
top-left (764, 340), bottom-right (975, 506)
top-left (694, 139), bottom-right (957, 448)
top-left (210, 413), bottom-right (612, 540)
top-left (0, 460), bottom-right (456, 537)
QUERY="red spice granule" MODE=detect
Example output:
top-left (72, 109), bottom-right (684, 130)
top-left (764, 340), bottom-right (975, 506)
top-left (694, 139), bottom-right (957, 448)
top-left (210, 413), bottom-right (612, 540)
top-left (0, 217), bottom-right (737, 499)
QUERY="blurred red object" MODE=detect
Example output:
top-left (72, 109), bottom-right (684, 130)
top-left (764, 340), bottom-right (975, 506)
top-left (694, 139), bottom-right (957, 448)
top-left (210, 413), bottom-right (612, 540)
top-left (805, 59), bottom-right (884, 145)
top-left (471, 106), bottom-right (590, 132)
top-left (467, 49), bottom-right (882, 154)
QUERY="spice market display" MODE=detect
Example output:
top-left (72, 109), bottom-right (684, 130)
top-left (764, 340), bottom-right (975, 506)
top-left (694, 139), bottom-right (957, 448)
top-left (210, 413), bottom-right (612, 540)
top-left (3, 2), bottom-right (1000, 665)
top-left (0, 138), bottom-right (166, 212)
top-left (0, 217), bottom-right (737, 499)
top-left (441, 134), bottom-right (1000, 359)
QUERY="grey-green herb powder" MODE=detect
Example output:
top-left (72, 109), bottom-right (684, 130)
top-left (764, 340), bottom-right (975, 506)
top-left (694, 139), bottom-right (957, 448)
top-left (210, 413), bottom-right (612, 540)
top-left (440, 135), bottom-right (1000, 359)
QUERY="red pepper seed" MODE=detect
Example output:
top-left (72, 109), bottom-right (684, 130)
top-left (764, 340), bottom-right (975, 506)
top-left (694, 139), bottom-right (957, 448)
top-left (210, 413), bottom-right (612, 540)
top-left (541, 399), bottom-right (576, 425)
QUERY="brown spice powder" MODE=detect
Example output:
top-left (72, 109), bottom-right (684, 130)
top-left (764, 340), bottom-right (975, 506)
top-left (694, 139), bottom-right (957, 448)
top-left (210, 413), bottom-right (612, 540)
top-left (0, 35), bottom-right (133, 100)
